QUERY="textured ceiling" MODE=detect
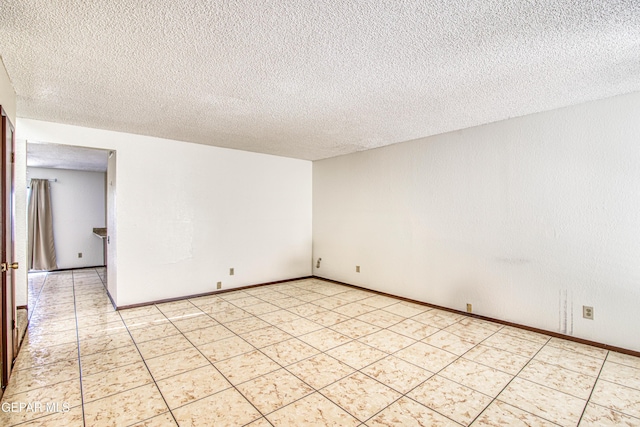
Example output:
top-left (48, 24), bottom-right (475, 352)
top-left (1, 1), bottom-right (640, 161)
top-left (27, 143), bottom-right (108, 172)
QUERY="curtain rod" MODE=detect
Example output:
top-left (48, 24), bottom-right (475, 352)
top-left (27, 178), bottom-right (57, 189)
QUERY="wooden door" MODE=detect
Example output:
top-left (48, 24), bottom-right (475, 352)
top-left (0, 106), bottom-right (17, 389)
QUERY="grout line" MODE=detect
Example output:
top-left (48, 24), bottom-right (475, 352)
top-left (577, 351), bottom-right (609, 425)
top-left (70, 270), bottom-right (87, 427)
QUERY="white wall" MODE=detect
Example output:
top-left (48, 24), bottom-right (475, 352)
top-left (313, 91), bottom-right (640, 352)
top-left (17, 120), bottom-right (312, 306)
top-left (27, 166), bottom-right (106, 269)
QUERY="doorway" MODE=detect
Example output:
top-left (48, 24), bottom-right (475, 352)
top-left (24, 142), bottom-right (116, 320)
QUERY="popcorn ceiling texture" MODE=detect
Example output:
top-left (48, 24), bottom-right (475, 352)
top-left (1, 1), bottom-right (639, 160)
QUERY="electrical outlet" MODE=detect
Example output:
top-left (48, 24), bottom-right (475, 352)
top-left (78, 252), bottom-right (82, 258)
top-left (356, 265), bottom-right (360, 273)
top-left (230, 268), bottom-right (234, 276)
top-left (217, 282), bottom-right (222, 290)
top-left (583, 306), bottom-right (594, 320)
top-left (466, 303), bottom-right (472, 313)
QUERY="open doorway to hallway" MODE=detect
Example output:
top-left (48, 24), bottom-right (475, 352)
top-left (21, 143), bottom-right (116, 348)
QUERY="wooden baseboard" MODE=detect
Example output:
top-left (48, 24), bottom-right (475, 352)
top-left (115, 276), bottom-right (314, 311)
top-left (314, 275), bottom-right (640, 358)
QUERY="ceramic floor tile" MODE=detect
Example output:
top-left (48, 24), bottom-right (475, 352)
top-left (518, 359), bottom-right (597, 399)
top-left (258, 309), bottom-right (303, 325)
top-left (129, 412), bottom-right (178, 426)
top-left (82, 360), bottom-right (154, 402)
top-left (288, 353), bottom-right (355, 389)
top-left (394, 341), bottom-right (458, 373)
top-left (19, 271), bottom-right (640, 427)
top-left (607, 351), bottom-right (640, 370)
top-left (471, 400), bottom-right (558, 426)
top-left (463, 344), bottom-right (531, 375)
top-left (228, 295), bottom-right (263, 308)
top-left (119, 305), bottom-right (163, 320)
top-left (83, 383), bottom-right (169, 427)
top-left (598, 360), bottom-right (640, 390)
top-left (547, 337), bottom-right (608, 360)
top-left (412, 309), bottom-right (464, 328)
top-left (209, 307), bottom-right (252, 323)
top-left (197, 335), bottom-right (255, 362)
top-left (156, 364), bottom-right (231, 409)
top-left (357, 329), bottom-right (416, 354)
top-left (269, 296), bottom-right (304, 309)
top-left (362, 355), bottom-right (433, 394)
top-left (355, 309), bottom-right (405, 329)
top-left (240, 325), bottom-right (294, 348)
top-left (277, 318), bottom-right (324, 336)
top-left (321, 372), bottom-right (401, 422)
top-left (182, 324), bottom-right (234, 346)
top-left (136, 334), bottom-right (194, 359)
top-left (224, 316), bottom-right (271, 334)
top-left (337, 302), bottom-right (377, 317)
top-left (79, 331), bottom-right (135, 356)
top-left (77, 320), bottom-right (128, 340)
top-left (326, 340), bottom-right (387, 370)
top-left (579, 402), bottom-right (640, 426)
top-left (196, 299), bottom-right (235, 313)
top-left (439, 357), bottom-right (513, 397)
top-left (498, 377), bottom-right (587, 426)
top-left (590, 379), bottom-right (640, 418)
top-left (261, 338), bottom-right (320, 366)
top-left (8, 406), bottom-right (84, 427)
top-left (298, 328), bottom-right (353, 352)
top-left (409, 375), bottom-right (493, 426)
top-left (145, 347), bottom-right (209, 380)
top-left (214, 349), bottom-right (281, 385)
top-left (534, 345), bottom-right (604, 376)
top-left (330, 318), bottom-right (381, 339)
top-left (0, 379), bottom-right (82, 425)
top-left (313, 297), bottom-right (351, 310)
top-left (172, 387), bottom-right (261, 426)
top-left (423, 330), bottom-right (477, 356)
top-left (359, 295), bottom-right (398, 309)
top-left (367, 397), bottom-right (460, 427)
top-left (170, 313), bottom-right (218, 333)
top-left (246, 417), bottom-right (275, 427)
top-left (483, 332), bottom-right (545, 358)
top-left (382, 302), bottom-right (428, 318)
top-left (388, 318), bottom-right (440, 340)
top-left (5, 359), bottom-right (79, 395)
top-left (307, 310), bottom-right (351, 327)
top-left (13, 341), bottom-right (79, 371)
top-left (155, 299), bottom-right (197, 313)
top-left (443, 321), bottom-right (495, 345)
top-left (267, 392), bottom-right (360, 427)
top-left (499, 325), bottom-right (550, 345)
top-left (80, 342), bottom-right (142, 375)
top-left (188, 294), bottom-right (222, 308)
top-left (129, 322), bottom-right (181, 343)
top-left (25, 329), bottom-right (78, 348)
top-left (237, 368), bottom-right (314, 414)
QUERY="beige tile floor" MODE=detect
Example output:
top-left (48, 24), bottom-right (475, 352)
top-left (1, 268), bottom-right (639, 426)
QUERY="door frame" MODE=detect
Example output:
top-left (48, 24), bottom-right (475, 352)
top-left (0, 105), bottom-right (16, 391)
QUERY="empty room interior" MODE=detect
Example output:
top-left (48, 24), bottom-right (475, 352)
top-left (0, 1), bottom-right (639, 426)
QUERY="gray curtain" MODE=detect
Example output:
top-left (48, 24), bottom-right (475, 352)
top-left (28, 179), bottom-right (58, 271)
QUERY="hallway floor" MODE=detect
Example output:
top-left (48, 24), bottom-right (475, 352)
top-left (1, 268), bottom-right (639, 426)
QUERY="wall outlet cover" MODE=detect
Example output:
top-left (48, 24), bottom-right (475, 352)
top-left (583, 305), bottom-right (594, 320)
top-left (356, 265), bottom-right (360, 273)
top-left (217, 282), bottom-right (222, 290)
